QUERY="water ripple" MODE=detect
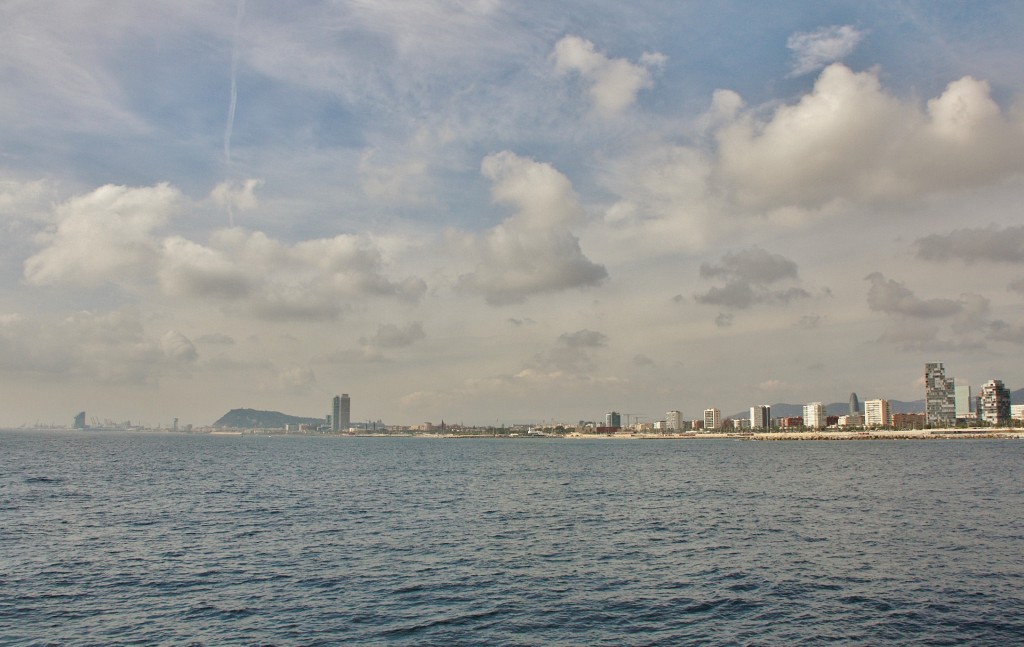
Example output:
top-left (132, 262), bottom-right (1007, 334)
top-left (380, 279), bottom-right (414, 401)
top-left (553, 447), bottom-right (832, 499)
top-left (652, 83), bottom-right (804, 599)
top-left (1, 432), bottom-right (1022, 645)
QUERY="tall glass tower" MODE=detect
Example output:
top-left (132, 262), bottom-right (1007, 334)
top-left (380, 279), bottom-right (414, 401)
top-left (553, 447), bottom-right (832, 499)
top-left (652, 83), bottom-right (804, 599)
top-left (332, 394), bottom-right (351, 432)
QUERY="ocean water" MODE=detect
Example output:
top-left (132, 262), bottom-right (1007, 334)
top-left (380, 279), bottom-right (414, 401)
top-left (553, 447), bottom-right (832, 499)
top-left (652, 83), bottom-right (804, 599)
top-left (1, 432), bottom-right (1022, 646)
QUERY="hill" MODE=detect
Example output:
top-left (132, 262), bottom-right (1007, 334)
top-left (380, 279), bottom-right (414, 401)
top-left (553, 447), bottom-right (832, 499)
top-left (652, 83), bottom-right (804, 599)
top-left (212, 408), bottom-right (324, 429)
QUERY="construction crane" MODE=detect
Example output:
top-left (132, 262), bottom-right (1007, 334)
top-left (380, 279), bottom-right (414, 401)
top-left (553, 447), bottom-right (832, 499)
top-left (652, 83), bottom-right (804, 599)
top-left (622, 413), bottom-right (645, 428)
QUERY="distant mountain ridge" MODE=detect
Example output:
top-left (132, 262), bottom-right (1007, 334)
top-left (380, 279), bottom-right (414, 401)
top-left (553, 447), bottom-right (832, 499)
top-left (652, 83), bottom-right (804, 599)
top-left (213, 408), bottom-right (323, 429)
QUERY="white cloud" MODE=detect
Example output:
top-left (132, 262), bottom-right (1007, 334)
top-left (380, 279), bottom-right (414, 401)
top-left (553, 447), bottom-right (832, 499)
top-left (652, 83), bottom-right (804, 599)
top-left (553, 35), bottom-right (662, 117)
top-left (159, 236), bottom-right (254, 299)
top-left (787, 25), bottom-right (866, 77)
top-left (23, 182), bottom-right (427, 321)
top-left (717, 65), bottom-right (1024, 211)
top-left (456, 151), bottom-right (607, 305)
top-left (24, 183), bottom-right (182, 288)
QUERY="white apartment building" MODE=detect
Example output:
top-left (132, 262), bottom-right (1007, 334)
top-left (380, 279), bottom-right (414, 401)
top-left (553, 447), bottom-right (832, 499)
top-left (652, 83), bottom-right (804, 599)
top-left (803, 402), bottom-right (826, 429)
top-left (703, 408), bottom-right (721, 431)
top-left (666, 410), bottom-right (682, 431)
top-left (863, 398), bottom-right (891, 427)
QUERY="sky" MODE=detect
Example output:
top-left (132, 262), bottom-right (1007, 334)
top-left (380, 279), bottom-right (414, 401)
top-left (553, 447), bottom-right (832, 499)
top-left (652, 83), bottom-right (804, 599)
top-left (3, 1), bottom-right (1024, 428)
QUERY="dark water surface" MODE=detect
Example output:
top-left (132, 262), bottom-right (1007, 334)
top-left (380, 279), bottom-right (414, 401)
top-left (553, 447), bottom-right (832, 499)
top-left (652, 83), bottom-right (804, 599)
top-left (2, 431), bottom-right (1022, 645)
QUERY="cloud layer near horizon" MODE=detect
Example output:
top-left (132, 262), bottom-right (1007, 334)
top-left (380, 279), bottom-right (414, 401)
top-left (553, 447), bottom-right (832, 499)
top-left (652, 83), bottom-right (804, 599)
top-left (2, 2), bottom-right (1024, 426)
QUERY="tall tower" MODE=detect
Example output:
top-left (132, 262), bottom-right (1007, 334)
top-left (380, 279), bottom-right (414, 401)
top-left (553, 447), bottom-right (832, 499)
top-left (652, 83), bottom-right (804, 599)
top-left (925, 363), bottom-right (956, 427)
top-left (332, 394), bottom-right (351, 432)
top-left (605, 411), bottom-right (621, 428)
top-left (750, 405), bottom-right (771, 430)
top-left (979, 380), bottom-right (1010, 426)
top-left (849, 392), bottom-right (860, 416)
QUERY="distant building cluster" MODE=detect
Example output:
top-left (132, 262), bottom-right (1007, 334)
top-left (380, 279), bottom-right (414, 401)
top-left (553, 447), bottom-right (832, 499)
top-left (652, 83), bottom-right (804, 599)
top-left (572, 362), bottom-right (1017, 435)
top-left (69, 363), bottom-right (1018, 435)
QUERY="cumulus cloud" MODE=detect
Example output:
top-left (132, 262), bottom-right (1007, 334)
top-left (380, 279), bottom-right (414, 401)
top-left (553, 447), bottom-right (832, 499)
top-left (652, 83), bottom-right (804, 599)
top-left (915, 225), bottom-right (1024, 264)
top-left (864, 272), bottom-right (962, 318)
top-left (715, 65), bottom-right (1024, 210)
top-left (24, 182), bottom-right (427, 321)
top-left (456, 151), bottom-right (607, 305)
top-left (553, 35), bottom-right (663, 117)
top-left (162, 229), bottom-right (426, 320)
top-left (25, 183), bottom-right (182, 287)
top-left (787, 25), bottom-right (866, 76)
top-left (695, 247), bottom-right (810, 309)
top-left (158, 236), bottom-right (254, 299)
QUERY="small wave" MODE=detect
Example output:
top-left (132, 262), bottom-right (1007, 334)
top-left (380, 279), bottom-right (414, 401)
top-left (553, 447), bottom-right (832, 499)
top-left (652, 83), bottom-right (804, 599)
top-left (379, 606), bottom-right (509, 638)
top-left (24, 476), bottom-right (64, 484)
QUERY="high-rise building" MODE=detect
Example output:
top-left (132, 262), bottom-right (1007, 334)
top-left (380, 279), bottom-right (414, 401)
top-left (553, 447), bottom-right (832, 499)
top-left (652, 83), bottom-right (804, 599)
top-left (979, 379), bottom-right (1010, 426)
top-left (849, 392), bottom-right (860, 416)
top-left (703, 408), bottom-right (721, 431)
top-left (803, 402), bottom-right (826, 429)
top-left (955, 384), bottom-right (975, 419)
top-left (332, 394), bottom-right (351, 432)
top-left (750, 405), bottom-right (771, 430)
top-left (666, 410), bottom-right (682, 431)
top-left (863, 399), bottom-right (891, 427)
top-left (605, 411), bottom-right (621, 428)
top-left (925, 362), bottom-right (956, 427)
top-left (73, 411), bottom-right (86, 429)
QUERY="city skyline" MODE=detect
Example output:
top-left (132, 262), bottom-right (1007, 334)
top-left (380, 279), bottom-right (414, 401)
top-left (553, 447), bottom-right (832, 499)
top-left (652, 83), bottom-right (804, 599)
top-left (3, 3), bottom-right (1024, 427)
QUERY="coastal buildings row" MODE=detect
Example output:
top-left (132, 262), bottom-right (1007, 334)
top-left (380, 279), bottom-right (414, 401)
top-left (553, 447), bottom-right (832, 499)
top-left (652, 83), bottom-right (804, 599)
top-left (595, 362), bottom-right (1015, 433)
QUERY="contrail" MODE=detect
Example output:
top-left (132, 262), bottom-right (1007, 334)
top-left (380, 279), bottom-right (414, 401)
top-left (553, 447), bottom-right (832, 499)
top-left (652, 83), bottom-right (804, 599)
top-left (224, 0), bottom-right (246, 226)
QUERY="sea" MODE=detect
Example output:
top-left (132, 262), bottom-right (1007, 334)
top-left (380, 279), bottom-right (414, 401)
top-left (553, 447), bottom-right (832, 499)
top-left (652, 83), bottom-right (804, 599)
top-left (1, 431), bottom-right (1022, 646)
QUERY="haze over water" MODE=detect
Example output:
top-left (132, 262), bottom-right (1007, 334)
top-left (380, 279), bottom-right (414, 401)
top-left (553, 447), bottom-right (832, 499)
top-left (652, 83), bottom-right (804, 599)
top-left (3, 431), bottom-right (1022, 645)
